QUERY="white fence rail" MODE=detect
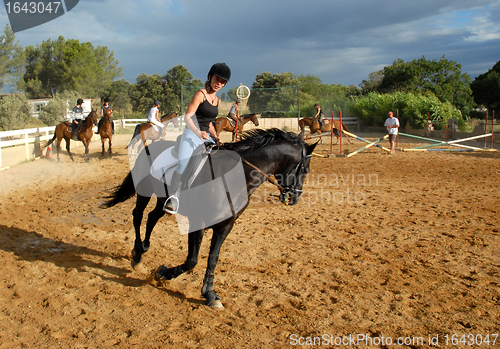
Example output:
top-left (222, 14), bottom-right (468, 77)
top-left (0, 121), bottom-right (118, 169)
top-left (0, 126), bottom-right (56, 168)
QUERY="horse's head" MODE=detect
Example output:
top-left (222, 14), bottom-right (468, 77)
top-left (103, 108), bottom-right (112, 120)
top-left (251, 113), bottom-right (260, 127)
top-left (275, 139), bottom-right (317, 205)
top-left (161, 112), bottom-right (179, 126)
top-left (88, 109), bottom-right (98, 125)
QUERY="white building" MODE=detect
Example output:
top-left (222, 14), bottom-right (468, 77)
top-left (28, 98), bottom-right (93, 119)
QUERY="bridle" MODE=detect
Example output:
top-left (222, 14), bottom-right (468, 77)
top-left (241, 142), bottom-right (311, 198)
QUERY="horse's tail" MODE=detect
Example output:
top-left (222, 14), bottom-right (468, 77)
top-left (298, 119), bottom-right (305, 131)
top-left (341, 122), bottom-right (350, 132)
top-left (43, 132), bottom-right (57, 148)
top-left (101, 172), bottom-right (136, 208)
top-left (126, 124), bottom-right (141, 148)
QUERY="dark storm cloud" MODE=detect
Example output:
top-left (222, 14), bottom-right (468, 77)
top-left (1, 0), bottom-right (499, 88)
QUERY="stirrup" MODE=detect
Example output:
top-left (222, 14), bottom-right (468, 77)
top-left (163, 195), bottom-right (179, 214)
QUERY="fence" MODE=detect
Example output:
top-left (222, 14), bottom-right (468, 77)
top-left (0, 121), bottom-right (118, 169)
top-left (0, 126), bottom-right (56, 168)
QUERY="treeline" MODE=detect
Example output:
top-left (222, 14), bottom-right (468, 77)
top-left (0, 24), bottom-right (498, 131)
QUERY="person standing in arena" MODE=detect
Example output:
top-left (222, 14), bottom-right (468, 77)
top-left (384, 111), bottom-right (400, 154)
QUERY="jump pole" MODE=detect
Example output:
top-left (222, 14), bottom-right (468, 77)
top-left (342, 129), bottom-right (391, 152)
top-left (491, 110), bottom-right (495, 149)
top-left (330, 111), bottom-right (334, 156)
top-left (484, 110), bottom-right (488, 148)
top-left (400, 132), bottom-right (496, 152)
top-left (346, 134), bottom-right (389, 158)
top-left (304, 131), bottom-right (334, 140)
top-left (339, 111), bottom-right (343, 156)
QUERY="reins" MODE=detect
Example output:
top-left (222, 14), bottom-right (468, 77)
top-left (241, 158), bottom-right (285, 192)
top-left (217, 141), bottom-right (309, 194)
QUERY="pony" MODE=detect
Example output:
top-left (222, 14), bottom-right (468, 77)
top-left (44, 109), bottom-right (98, 162)
top-left (298, 117), bottom-right (353, 144)
top-left (102, 128), bottom-right (317, 308)
top-left (126, 113), bottom-right (179, 151)
top-left (98, 108), bottom-right (113, 156)
top-left (214, 113), bottom-right (260, 141)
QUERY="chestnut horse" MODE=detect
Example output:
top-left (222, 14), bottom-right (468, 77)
top-left (99, 108), bottom-right (113, 156)
top-left (214, 113), bottom-right (260, 141)
top-left (126, 113), bottom-right (179, 151)
top-left (44, 109), bottom-right (98, 162)
top-left (298, 117), bottom-right (352, 144)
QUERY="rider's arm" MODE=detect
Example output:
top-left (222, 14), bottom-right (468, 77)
top-left (185, 91), bottom-right (209, 141)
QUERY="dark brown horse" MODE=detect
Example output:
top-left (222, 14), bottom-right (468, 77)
top-left (214, 113), bottom-right (260, 141)
top-left (99, 108), bottom-right (113, 156)
top-left (44, 109), bottom-right (98, 162)
top-left (298, 117), bottom-right (352, 144)
top-left (126, 113), bottom-right (179, 151)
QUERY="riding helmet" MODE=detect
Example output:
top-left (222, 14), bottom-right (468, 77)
top-left (104, 98), bottom-right (110, 103)
top-left (77, 98), bottom-right (83, 105)
top-left (154, 100), bottom-right (161, 106)
top-left (208, 63), bottom-right (231, 82)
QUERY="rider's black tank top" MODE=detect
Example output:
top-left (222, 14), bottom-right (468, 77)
top-left (195, 93), bottom-right (218, 132)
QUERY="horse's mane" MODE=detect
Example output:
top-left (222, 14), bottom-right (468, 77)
top-left (221, 128), bottom-right (302, 153)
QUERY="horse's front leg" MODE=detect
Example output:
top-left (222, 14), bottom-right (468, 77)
top-left (155, 229), bottom-right (204, 283)
top-left (201, 222), bottom-right (233, 308)
top-left (108, 137), bottom-right (112, 154)
top-left (101, 138), bottom-right (105, 156)
top-left (131, 194), bottom-right (151, 268)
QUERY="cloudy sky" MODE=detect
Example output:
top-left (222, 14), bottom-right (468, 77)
top-left (1, 0), bottom-right (499, 91)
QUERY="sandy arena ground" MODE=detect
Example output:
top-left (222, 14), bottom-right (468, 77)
top-left (0, 131), bottom-right (499, 348)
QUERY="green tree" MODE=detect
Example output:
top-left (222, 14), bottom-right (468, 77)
top-left (360, 70), bottom-right (384, 95)
top-left (129, 73), bottom-right (164, 114)
top-left (100, 79), bottom-right (131, 117)
top-left (250, 72), bottom-right (299, 117)
top-left (162, 64), bottom-right (202, 113)
top-left (23, 36), bottom-right (122, 98)
top-left (0, 93), bottom-right (32, 130)
top-left (0, 25), bottom-right (25, 92)
top-left (470, 60), bottom-right (500, 111)
top-left (377, 56), bottom-right (473, 117)
top-left (38, 91), bottom-right (79, 126)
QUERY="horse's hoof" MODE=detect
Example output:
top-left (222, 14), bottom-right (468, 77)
top-left (155, 265), bottom-right (169, 281)
top-left (208, 299), bottom-right (224, 309)
top-left (131, 260), bottom-right (148, 274)
top-left (131, 258), bottom-right (141, 269)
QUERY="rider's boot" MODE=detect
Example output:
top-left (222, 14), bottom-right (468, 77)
top-left (163, 171), bottom-right (182, 214)
top-left (72, 127), bottom-right (79, 141)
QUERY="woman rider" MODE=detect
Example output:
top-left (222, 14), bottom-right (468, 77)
top-left (163, 63), bottom-right (230, 214)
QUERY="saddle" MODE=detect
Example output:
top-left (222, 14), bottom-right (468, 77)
top-left (150, 136), bottom-right (212, 188)
top-left (227, 118), bottom-right (236, 127)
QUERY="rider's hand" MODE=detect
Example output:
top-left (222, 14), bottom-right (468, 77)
top-left (200, 130), bottom-right (210, 141)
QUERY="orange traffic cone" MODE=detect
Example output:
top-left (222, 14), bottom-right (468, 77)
top-left (45, 146), bottom-right (52, 158)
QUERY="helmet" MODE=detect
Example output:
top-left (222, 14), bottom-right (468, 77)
top-left (208, 63), bottom-right (231, 82)
top-left (154, 100), bottom-right (161, 106)
top-left (104, 98), bottom-right (109, 103)
top-left (77, 98), bottom-right (83, 105)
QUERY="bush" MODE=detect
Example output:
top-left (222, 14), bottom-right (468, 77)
top-left (351, 92), bottom-right (463, 129)
top-left (0, 94), bottom-right (32, 131)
